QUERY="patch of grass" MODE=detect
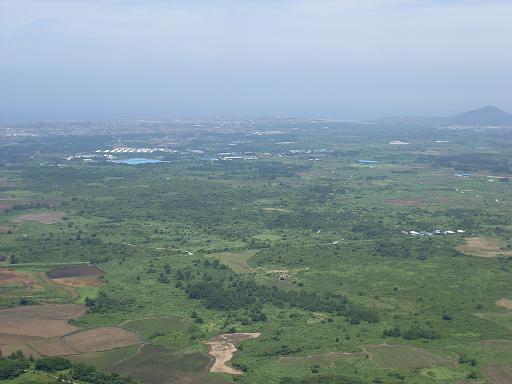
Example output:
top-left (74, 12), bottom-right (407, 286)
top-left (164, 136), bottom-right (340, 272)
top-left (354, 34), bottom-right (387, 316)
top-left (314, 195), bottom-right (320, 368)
top-left (209, 250), bottom-right (256, 273)
top-left (74, 286), bottom-right (100, 304)
top-left (420, 366), bottom-right (461, 381)
top-left (367, 345), bottom-right (454, 369)
top-left (108, 344), bottom-right (211, 384)
top-left (122, 317), bottom-right (189, 339)
top-left (67, 345), bottom-right (141, 370)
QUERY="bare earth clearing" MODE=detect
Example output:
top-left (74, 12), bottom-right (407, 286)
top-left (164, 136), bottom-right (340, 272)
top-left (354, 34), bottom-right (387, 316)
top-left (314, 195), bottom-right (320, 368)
top-left (52, 276), bottom-right (105, 287)
top-left (207, 333), bottom-right (260, 374)
top-left (29, 338), bottom-right (81, 356)
top-left (0, 225), bottom-right (15, 233)
top-left (0, 303), bottom-right (86, 320)
top-left (484, 365), bottom-right (512, 384)
top-left (12, 211), bottom-right (65, 224)
top-left (63, 327), bottom-right (141, 353)
top-left (0, 333), bottom-right (39, 346)
top-left (0, 304), bottom-right (86, 337)
top-left (0, 269), bottom-right (38, 287)
top-left (457, 237), bottom-right (512, 258)
top-left (496, 298), bottom-right (512, 310)
top-left (0, 343), bottom-right (40, 358)
top-left (47, 265), bottom-right (104, 278)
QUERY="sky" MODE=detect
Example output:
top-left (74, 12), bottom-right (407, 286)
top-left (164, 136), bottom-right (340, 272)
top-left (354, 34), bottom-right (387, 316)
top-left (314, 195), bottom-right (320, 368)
top-left (0, 0), bottom-right (511, 122)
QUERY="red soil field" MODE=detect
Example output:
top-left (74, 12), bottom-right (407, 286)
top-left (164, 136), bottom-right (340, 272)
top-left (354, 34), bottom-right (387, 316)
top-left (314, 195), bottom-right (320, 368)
top-left (48, 266), bottom-right (104, 279)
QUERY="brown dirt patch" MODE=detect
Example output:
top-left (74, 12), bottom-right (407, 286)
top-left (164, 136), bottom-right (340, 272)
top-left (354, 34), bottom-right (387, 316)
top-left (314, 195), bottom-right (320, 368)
top-left (48, 265), bottom-right (103, 279)
top-left (496, 298), bottom-right (512, 310)
top-left (12, 211), bottom-right (65, 224)
top-left (457, 237), bottom-right (512, 258)
top-left (0, 203), bottom-right (14, 212)
top-left (28, 338), bottom-right (80, 356)
top-left (0, 225), bottom-right (15, 233)
top-left (484, 365), bottom-right (512, 384)
top-left (0, 317), bottom-right (80, 337)
top-left (52, 276), bottom-right (105, 287)
top-left (0, 304), bottom-right (86, 337)
top-left (384, 198), bottom-right (427, 206)
top-left (63, 327), bottom-right (141, 353)
top-left (207, 333), bottom-right (260, 375)
top-left (0, 269), bottom-right (38, 287)
top-left (0, 303), bottom-right (86, 320)
top-left (0, 333), bottom-right (39, 345)
top-left (0, 343), bottom-right (40, 358)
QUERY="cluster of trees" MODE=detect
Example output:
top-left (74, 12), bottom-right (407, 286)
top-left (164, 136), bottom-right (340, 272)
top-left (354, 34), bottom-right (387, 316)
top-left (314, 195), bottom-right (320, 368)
top-left (85, 291), bottom-right (135, 313)
top-left (35, 356), bottom-right (72, 372)
top-left (0, 351), bottom-right (30, 380)
top-left (183, 277), bottom-right (378, 324)
top-left (458, 355), bottom-right (478, 366)
top-left (0, 349), bottom-right (135, 384)
top-left (430, 153), bottom-right (511, 173)
top-left (383, 326), bottom-right (439, 340)
top-left (71, 363), bottom-right (136, 384)
top-left (192, 161), bottom-right (309, 180)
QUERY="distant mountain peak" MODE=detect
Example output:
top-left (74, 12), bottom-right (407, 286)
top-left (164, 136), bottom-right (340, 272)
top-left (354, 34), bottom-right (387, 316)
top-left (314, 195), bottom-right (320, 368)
top-left (450, 105), bottom-right (512, 126)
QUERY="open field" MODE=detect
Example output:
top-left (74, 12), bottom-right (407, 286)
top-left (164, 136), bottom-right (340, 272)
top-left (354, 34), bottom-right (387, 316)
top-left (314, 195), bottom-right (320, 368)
top-left (0, 304), bottom-right (85, 337)
top-left (0, 303), bottom-right (86, 320)
top-left (484, 365), bottom-right (512, 384)
top-left (122, 317), bottom-right (188, 339)
top-left (0, 269), bottom-right (37, 287)
top-left (1, 120), bottom-right (512, 383)
top-left (210, 250), bottom-right (256, 273)
top-left (366, 344), bottom-right (456, 369)
top-left (457, 237), bottom-right (512, 257)
top-left (0, 343), bottom-right (40, 358)
top-left (28, 337), bottom-right (80, 356)
top-left (67, 344), bottom-right (141, 370)
top-left (279, 351), bottom-right (367, 364)
top-left (109, 344), bottom-right (212, 384)
top-left (63, 327), bottom-right (141, 352)
top-left (11, 211), bottom-right (65, 224)
top-left (0, 333), bottom-right (39, 346)
top-left (52, 276), bottom-right (105, 287)
top-left (47, 265), bottom-right (104, 278)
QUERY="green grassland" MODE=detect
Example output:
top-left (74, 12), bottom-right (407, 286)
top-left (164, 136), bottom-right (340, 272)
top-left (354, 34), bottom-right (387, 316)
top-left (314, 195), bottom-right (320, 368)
top-left (1, 122), bottom-right (512, 383)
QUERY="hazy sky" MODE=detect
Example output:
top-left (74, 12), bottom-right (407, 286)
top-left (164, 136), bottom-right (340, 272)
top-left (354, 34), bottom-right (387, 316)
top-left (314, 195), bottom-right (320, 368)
top-left (0, 0), bottom-right (511, 122)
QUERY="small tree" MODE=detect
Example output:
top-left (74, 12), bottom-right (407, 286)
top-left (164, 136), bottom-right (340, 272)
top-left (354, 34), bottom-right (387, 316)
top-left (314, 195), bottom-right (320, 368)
top-left (35, 357), bottom-right (72, 372)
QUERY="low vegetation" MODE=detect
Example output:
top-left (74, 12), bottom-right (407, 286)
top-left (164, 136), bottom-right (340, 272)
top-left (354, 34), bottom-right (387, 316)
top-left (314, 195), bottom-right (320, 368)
top-left (1, 120), bottom-right (511, 383)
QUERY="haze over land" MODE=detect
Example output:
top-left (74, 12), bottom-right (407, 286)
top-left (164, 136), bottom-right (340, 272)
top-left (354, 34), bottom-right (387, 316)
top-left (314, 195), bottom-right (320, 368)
top-left (1, 0), bottom-right (512, 122)
top-left (1, 2), bottom-right (512, 383)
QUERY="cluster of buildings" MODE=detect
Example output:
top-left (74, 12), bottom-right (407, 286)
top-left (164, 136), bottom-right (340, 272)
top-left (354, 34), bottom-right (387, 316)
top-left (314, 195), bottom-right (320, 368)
top-left (402, 229), bottom-right (466, 237)
top-left (96, 147), bottom-right (173, 154)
